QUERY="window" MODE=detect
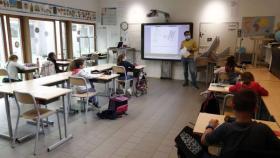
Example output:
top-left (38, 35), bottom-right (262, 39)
top-left (9, 17), bottom-right (23, 63)
top-left (72, 23), bottom-right (95, 58)
top-left (55, 21), bottom-right (67, 59)
top-left (29, 19), bottom-right (55, 64)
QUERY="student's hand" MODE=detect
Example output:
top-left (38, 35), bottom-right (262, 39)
top-left (209, 119), bottom-right (219, 128)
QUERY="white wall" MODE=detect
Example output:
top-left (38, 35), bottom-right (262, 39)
top-left (96, 0), bottom-right (280, 80)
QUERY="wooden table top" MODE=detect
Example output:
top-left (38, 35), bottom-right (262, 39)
top-left (248, 68), bottom-right (280, 82)
top-left (56, 61), bottom-right (71, 66)
top-left (194, 113), bottom-right (280, 136)
top-left (135, 65), bottom-right (146, 70)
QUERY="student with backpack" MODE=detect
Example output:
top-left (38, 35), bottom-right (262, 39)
top-left (201, 90), bottom-right (280, 158)
top-left (229, 72), bottom-right (269, 96)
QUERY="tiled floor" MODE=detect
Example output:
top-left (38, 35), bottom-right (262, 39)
top-left (0, 78), bottom-right (205, 158)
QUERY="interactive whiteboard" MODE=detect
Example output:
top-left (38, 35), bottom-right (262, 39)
top-left (141, 23), bottom-right (193, 60)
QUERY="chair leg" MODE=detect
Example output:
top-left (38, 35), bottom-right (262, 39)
top-left (12, 112), bottom-right (20, 148)
top-left (34, 119), bottom-right (40, 155)
top-left (40, 119), bottom-right (45, 135)
top-left (84, 98), bottom-right (89, 124)
top-left (56, 111), bottom-right (62, 140)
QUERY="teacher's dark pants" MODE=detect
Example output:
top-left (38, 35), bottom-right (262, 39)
top-left (182, 57), bottom-right (197, 86)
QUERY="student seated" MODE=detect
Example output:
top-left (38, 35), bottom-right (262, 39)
top-left (6, 55), bottom-right (25, 82)
top-left (71, 59), bottom-right (98, 107)
top-left (117, 53), bottom-right (135, 80)
top-left (229, 72), bottom-right (268, 96)
top-left (214, 56), bottom-right (242, 84)
top-left (47, 52), bottom-right (63, 73)
top-left (201, 89), bottom-right (280, 158)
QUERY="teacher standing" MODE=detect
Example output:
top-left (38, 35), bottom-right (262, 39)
top-left (181, 31), bottom-right (199, 89)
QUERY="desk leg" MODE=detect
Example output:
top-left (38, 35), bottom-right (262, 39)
top-left (0, 94), bottom-right (13, 140)
top-left (47, 94), bottom-right (73, 152)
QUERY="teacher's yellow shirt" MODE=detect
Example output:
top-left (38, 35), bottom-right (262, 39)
top-left (181, 39), bottom-right (198, 58)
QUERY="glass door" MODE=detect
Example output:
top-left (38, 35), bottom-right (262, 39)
top-left (29, 19), bottom-right (55, 64)
top-left (7, 17), bottom-right (24, 63)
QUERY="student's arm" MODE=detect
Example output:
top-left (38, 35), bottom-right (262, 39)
top-left (201, 119), bottom-right (220, 145)
top-left (124, 61), bottom-right (135, 69)
top-left (79, 69), bottom-right (93, 79)
top-left (180, 41), bottom-right (184, 49)
top-left (214, 67), bottom-right (225, 74)
top-left (16, 62), bottom-right (25, 70)
top-left (229, 84), bottom-right (239, 93)
top-left (256, 83), bottom-right (269, 96)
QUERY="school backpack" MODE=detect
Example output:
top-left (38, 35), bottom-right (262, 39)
top-left (175, 126), bottom-right (204, 158)
top-left (97, 96), bottom-right (128, 120)
top-left (200, 92), bottom-right (220, 114)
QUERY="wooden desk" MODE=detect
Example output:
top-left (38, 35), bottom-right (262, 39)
top-left (0, 73), bottom-right (73, 150)
top-left (248, 68), bottom-right (280, 82)
top-left (56, 61), bottom-right (71, 66)
top-left (84, 63), bottom-right (116, 72)
top-left (194, 113), bottom-right (280, 136)
top-left (135, 65), bottom-right (146, 70)
top-left (18, 66), bottom-right (39, 80)
top-left (208, 83), bottom-right (230, 93)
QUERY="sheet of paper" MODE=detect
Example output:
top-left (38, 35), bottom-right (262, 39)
top-left (180, 47), bottom-right (190, 58)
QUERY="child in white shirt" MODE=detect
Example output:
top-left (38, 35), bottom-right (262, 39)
top-left (71, 59), bottom-right (99, 107)
top-left (6, 55), bottom-right (25, 81)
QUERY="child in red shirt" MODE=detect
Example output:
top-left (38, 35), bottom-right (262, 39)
top-left (229, 72), bottom-right (268, 96)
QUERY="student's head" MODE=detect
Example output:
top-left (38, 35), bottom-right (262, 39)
top-left (9, 55), bottom-right (18, 62)
top-left (48, 52), bottom-right (56, 60)
top-left (74, 59), bottom-right (85, 69)
top-left (233, 89), bottom-right (257, 118)
top-left (117, 53), bottom-right (126, 65)
top-left (225, 56), bottom-right (236, 72)
top-left (184, 31), bottom-right (192, 40)
top-left (241, 72), bottom-right (255, 85)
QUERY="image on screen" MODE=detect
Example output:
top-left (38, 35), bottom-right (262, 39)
top-left (141, 23), bottom-right (193, 60)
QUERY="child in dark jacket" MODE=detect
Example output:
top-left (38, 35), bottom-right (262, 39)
top-left (117, 53), bottom-right (135, 80)
top-left (229, 72), bottom-right (268, 96)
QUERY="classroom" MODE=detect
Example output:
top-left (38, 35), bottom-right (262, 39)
top-left (0, 0), bottom-right (280, 157)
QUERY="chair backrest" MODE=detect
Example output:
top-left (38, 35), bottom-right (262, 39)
top-left (0, 69), bottom-right (9, 76)
top-left (112, 66), bottom-right (126, 74)
top-left (91, 54), bottom-right (99, 60)
top-left (14, 91), bottom-right (36, 105)
top-left (222, 94), bottom-right (234, 114)
top-left (40, 61), bottom-right (56, 77)
top-left (69, 76), bottom-right (87, 87)
top-left (0, 69), bottom-right (11, 83)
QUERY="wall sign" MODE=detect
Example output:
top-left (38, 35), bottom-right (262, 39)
top-left (0, 0), bottom-right (96, 21)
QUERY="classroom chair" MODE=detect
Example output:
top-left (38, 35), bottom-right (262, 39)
top-left (0, 68), bottom-right (11, 83)
top-left (222, 94), bottom-right (234, 116)
top-left (69, 76), bottom-right (97, 123)
top-left (112, 66), bottom-right (133, 95)
top-left (13, 91), bottom-right (62, 155)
